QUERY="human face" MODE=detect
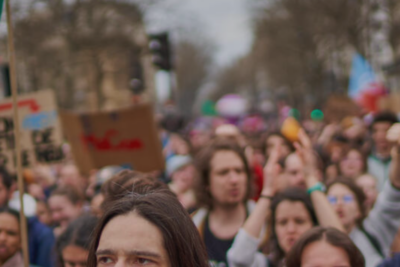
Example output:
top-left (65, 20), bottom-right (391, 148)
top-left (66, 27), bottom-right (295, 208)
top-left (0, 179), bottom-right (9, 208)
top-left (59, 165), bottom-right (84, 190)
top-left (37, 201), bottom-right (53, 226)
top-left (209, 150), bottom-right (247, 208)
top-left (339, 150), bottom-right (364, 179)
top-left (372, 122), bottom-right (392, 153)
top-left (275, 201), bottom-right (313, 254)
top-left (96, 212), bottom-right (170, 267)
top-left (266, 135), bottom-right (291, 158)
top-left (301, 240), bottom-right (351, 267)
top-left (284, 154), bottom-right (306, 190)
top-left (327, 184), bottom-right (360, 232)
top-left (63, 245), bottom-right (89, 267)
top-left (49, 195), bottom-right (81, 227)
top-left (356, 175), bottom-right (377, 209)
top-left (171, 164), bottom-right (195, 192)
top-left (0, 213), bottom-right (20, 263)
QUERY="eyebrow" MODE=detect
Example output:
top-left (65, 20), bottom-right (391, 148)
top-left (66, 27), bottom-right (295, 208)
top-left (96, 249), bottom-right (161, 258)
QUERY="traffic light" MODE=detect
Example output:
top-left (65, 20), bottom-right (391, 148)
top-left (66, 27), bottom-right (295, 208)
top-left (129, 59), bottom-right (144, 95)
top-left (148, 33), bottom-right (172, 71)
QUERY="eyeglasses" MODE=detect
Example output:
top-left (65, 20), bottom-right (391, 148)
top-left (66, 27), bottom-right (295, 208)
top-left (327, 195), bottom-right (354, 205)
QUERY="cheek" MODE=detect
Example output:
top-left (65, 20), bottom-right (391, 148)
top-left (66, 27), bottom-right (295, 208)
top-left (298, 222), bottom-right (313, 235)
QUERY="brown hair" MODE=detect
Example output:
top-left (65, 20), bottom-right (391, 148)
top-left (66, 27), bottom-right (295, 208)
top-left (326, 178), bottom-right (366, 227)
top-left (50, 185), bottom-right (83, 205)
top-left (339, 147), bottom-right (367, 177)
top-left (87, 175), bottom-right (209, 267)
top-left (194, 137), bottom-right (253, 210)
top-left (286, 227), bottom-right (365, 267)
top-left (266, 188), bottom-right (318, 265)
top-left (100, 170), bottom-right (156, 206)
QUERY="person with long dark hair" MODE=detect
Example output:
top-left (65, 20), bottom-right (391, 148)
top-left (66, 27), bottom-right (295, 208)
top-left (56, 215), bottom-right (98, 267)
top-left (87, 171), bottom-right (209, 267)
top-left (286, 227), bottom-right (364, 267)
top-left (228, 131), bottom-right (344, 267)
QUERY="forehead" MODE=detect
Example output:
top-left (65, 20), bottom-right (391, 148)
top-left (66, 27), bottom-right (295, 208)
top-left (372, 121), bottom-right (392, 131)
top-left (285, 154), bottom-right (302, 170)
top-left (210, 150), bottom-right (244, 170)
top-left (0, 213), bottom-right (19, 231)
top-left (276, 200), bottom-right (310, 218)
top-left (98, 212), bottom-right (167, 258)
top-left (49, 195), bottom-right (72, 207)
top-left (356, 175), bottom-right (376, 186)
top-left (328, 183), bottom-right (355, 196)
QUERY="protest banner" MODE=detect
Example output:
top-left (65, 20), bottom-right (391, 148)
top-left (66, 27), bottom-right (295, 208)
top-left (378, 93), bottom-right (400, 113)
top-left (0, 90), bottom-right (64, 173)
top-left (323, 95), bottom-right (360, 123)
top-left (60, 104), bottom-right (164, 174)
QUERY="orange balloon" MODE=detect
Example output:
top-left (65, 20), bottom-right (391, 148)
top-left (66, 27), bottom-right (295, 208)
top-left (281, 117), bottom-right (300, 142)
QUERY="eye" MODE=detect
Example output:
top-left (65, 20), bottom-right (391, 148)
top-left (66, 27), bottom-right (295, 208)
top-left (327, 196), bottom-right (337, 205)
top-left (343, 195), bottom-right (354, 203)
top-left (277, 219), bottom-right (287, 226)
top-left (295, 218), bottom-right (305, 225)
top-left (98, 256), bottom-right (113, 264)
top-left (235, 168), bottom-right (244, 174)
top-left (137, 258), bottom-right (153, 265)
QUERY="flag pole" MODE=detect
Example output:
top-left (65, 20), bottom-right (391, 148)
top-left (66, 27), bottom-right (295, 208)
top-left (5, 0), bottom-right (30, 266)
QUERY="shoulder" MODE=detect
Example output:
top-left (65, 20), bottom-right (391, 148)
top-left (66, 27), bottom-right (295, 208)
top-left (191, 208), bottom-right (208, 227)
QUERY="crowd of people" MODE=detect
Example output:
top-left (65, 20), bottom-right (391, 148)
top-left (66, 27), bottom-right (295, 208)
top-left (0, 109), bottom-right (400, 267)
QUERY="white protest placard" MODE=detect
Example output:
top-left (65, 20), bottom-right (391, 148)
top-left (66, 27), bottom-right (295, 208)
top-left (0, 90), bottom-right (64, 172)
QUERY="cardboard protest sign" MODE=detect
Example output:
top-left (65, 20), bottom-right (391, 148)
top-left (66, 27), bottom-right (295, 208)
top-left (378, 94), bottom-right (400, 113)
top-left (61, 104), bottom-right (164, 174)
top-left (323, 95), bottom-right (360, 123)
top-left (0, 90), bottom-right (64, 172)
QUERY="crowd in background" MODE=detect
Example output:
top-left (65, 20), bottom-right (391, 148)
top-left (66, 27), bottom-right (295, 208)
top-left (0, 108), bottom-right (400, 267)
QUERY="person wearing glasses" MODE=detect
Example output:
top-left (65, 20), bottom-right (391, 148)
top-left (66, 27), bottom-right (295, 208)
top-left (325, 123), bottom-right (400, 267)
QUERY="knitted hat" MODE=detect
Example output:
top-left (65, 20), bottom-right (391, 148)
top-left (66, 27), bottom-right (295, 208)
top-left (166, 155), bottom-right (192, 177)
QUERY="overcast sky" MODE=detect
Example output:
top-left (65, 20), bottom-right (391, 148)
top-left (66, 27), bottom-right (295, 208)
top-left (145, 0), bottom-right (255, 67)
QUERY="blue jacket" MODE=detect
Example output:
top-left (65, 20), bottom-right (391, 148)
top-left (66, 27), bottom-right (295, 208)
top-left (28, 217), bottom-right (55, 267)
top-left (379, 253), bottom-right (400, 267)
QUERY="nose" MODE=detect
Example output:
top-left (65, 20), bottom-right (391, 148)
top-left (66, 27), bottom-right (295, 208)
top-left (0, 231), bottom-right (7, 242)
top-left (286, 220), bottom-right (297, 233)
top-left (228, 170), bottom-right (241, 184)
top-left (115, 260), bottom-right (129, 267)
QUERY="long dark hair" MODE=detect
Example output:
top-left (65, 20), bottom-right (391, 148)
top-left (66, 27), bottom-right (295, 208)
top-left (267, 188), bottom-right (318, 266)
top-left (56, 215), bottom-right (98, 267)
top-left (286, 227), bottom-right (365, 267)
top-left (194, 137), bottom-right (253, 210)
top-left (87, 173), bottom-right (209, 267)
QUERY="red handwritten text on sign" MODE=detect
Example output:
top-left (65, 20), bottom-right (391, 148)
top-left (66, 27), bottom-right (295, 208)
top-left (81, 130), bottom-right (143, 151)
top-left (0, 99), bottom-right (41, 113)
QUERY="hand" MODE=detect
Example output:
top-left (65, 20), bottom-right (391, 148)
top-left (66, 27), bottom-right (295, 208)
top-left (262, 143), bottom-right (281, 196)
top-left (387, 123), bottom-right (400, 144)
top-left (294, 129), bottom-right (319, 187)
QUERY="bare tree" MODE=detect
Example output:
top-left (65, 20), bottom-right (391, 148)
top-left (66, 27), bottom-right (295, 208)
top-left (174, 37), bottom-right (214, 116)
top-left (9, 0), bottom-right (148, 110)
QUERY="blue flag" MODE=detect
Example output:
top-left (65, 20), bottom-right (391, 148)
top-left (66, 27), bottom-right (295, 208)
top-left (348, 53), bottom-right (377, 99)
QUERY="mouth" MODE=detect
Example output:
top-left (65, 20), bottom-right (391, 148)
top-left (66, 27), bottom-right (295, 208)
top-left (229, 189), bottom-right (240, 196)
top-left (336, 210), bottom-right (345, 218)
top-left (287, 237), bottom-right (297, 247)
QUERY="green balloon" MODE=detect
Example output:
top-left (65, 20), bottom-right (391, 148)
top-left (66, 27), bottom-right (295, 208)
top-left (311, 109), bottom-right (324, 121)
top-left (201, 100), bottom-right (217, 116)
